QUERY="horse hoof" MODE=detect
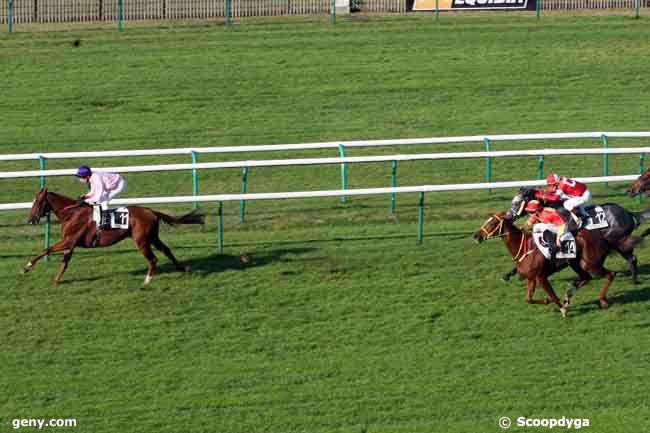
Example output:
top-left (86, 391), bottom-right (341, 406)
top-left (599, 300), bottom-right (609, 310)
top-left (144, 275), bottom-right (152, 285)
top-left (20, 267), bottom-right (30, 274)
top-left (560, 305), bottom-right (568, 318)
top-left (501, 275), bottom-right (510, 282)
top-left (184, 266), bottom-right (192, 273)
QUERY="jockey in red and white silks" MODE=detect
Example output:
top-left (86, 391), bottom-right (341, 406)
top-left (544, 172), bottom-right (592, 216)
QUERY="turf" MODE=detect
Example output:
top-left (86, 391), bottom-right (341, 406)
top-left (1, 13), bottom-right (650, 433)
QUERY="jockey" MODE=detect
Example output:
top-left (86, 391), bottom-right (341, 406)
top-left (544, 172), bottom-right (592, 222)
top-left (525, 199), bottom-right (568, 260)
top-left (75, 165), bottom-right (127, 230)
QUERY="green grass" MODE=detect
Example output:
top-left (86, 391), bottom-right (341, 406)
top-left (2, 13), bottom-right (650, 433)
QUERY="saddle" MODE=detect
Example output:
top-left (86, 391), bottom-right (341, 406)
top-left (532, 227), bottom-right (576, 260)
top-left (92, 206), bottom-right (129, 230)
top-left (581, 205), bottom-right (608, 230)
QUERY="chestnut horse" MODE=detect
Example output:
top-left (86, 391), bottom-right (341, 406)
top-left (627, 168), bottom-right (650, 198)
top-left (21, 189), bottom-right (204, 285)
top-left (474, 212), bottom-right (620, 316)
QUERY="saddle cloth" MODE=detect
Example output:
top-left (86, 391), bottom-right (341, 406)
top-left (583, 205), bottom-right (608, 230)
top-left (92, 206), bottom-right (129, 230)
top-left (532, 226), bottom-right (576, 260)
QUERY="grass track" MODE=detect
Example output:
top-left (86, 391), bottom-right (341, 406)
top-left (2, 13), bottom-right (650, 433)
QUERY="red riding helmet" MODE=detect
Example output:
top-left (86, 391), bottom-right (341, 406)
top-left (524, 200), bottom-right (542, 213)
top-left (546, 172), bottom-right (560, 185)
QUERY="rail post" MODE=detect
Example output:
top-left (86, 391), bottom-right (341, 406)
top-left (639, 153), bottom-right (645, 204)
top-left (38, 156), bottom-right (50, 261)
top-left (191, 150), bottom-right (199, 210)
top-left (417, 192), bottom-right (424, 244)
top-left (225, 0), bottom-right (232, 28)
top-left (240, 167), bottom-right (248, 223)
top-left (435, 0), bottom-right (439, 21)
top-left (390, 161), bottom-right (397, 214)
top-left (484, 138), bottom-right (492, 192)
top-left (601, 134), bottom-right (609, 187)
top-left (537, 155), bottom-right (544, 180)
top-left (217, 201), bottom-right (224, 253)
top-left (8, 0), bottom-right (14, 33)
top-left (117, 0), bottom-right (123, 31)
top-left (338, 144), bottom-right (347, 204)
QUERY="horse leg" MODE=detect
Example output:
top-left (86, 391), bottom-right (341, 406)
top-left (136, 241), bottom-right (157, 285)
top-left (536, 275), bottom-right (564, 315)
top-left (565, 261), bottom-right (592, 306)
top-left (525, 279), bottom-right (548, 304)
top-left (51, 248), bottom-right (75, 285)
top-left (502, 266), bottom-right (517, 282)
top-left (584, 264), bottom-right (616, 309)
top-left (152, 237), bottom-right (190, 272)
top-left (619, 250), bottom-right (638, 284)
top-left (21, 239), bottom-right (74, 274)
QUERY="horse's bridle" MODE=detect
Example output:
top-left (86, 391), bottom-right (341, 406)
top-left (480, 215), bottom-right (507, 240)
top-left (480, 214), bottom-right (530, 262)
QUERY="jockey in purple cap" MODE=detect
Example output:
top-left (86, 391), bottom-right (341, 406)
top-left (75, 165), bottom-right (127, 232)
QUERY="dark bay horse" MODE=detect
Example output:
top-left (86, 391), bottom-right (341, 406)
top-left (21, 189), bottom-right (204, 285)
top-left (506, 187), bottom-right (650, 283)
top-left (474, 212), bottom-right (620, 316)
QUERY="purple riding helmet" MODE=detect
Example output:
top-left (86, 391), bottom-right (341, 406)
top-left (75, 165), bottom-right (92, 178)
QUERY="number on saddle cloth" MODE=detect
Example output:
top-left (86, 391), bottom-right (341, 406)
top-left (583, 206), bottom-right (608, 230)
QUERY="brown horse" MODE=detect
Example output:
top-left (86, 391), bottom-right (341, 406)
top-left (473, 212), bottom-right (620, 316)
top-left (627, 168), bottom-right (650, 197)
top-left (21, 189), bottom-right (204, 285)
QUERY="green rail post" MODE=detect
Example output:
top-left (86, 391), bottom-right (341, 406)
top-left (435, 0), bottom-right (439, 21)
top-left (639, 153), bottom-right (645, 204)
top-left (537, 155), bottom-right (544, 180)
top-left (8, 0), bottom-right (14, 33)
top-left (635, 0), bottom-right (640, 19)
top-left (117, 0), bottom-right (123, 31)
top-left (330, 0), bottom-right (336, 24)
top-left (225, 0), bottom-right (232, 28)
top-left (338, 144), bottom-right (347, 204)
top-left (38, 156), bottom-right (50, 261)
top-left (240, 167), bottom-right (248, 223)
top-left (191, 151), bottom-right (198, 210)
top-left (484, 138), bottom-right (492, 192)
top-left (390, 161), bottom-right (397, 215)
top-left (417, 192), bottom-right (425, 245)
top-left (536, 0), bottom-right (541, 20)
top-left (601, 134), bottom-right (609, 188)
top-left (217, 201), bottom-right (224, 253)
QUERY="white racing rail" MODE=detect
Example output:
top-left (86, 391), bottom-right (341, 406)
top-left (0, 175), bottom-right (638, 211)
top-left (2, 147), bottom-right (650, 179)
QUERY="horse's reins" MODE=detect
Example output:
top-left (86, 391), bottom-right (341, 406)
top-left (480, 215), bottom-right (533, 263)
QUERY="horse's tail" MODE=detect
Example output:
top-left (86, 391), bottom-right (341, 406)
top-left (153, 209), bottom-right (204, 226)
top-left (631, 209), bottom-right (650, 228)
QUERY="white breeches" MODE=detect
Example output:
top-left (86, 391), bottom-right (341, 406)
top-left (563, 190), bottom-right (591, 212)
top-left (99, 179), bottom-right (127, 210)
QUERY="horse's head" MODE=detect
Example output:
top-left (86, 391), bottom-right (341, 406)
top-left (473, 212), bottom-right (513, 244)
top-left (627, 170), bottom-right (650, 197)
top-left (507, 187), bottom-right (536, 220)
top-left (27, 188), bottom-right (51, 225)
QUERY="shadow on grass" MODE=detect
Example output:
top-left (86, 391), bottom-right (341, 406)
top-left (564, 284), bottom-right (650, 316)
top-left (130, 247), bottom-right (318, 276)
